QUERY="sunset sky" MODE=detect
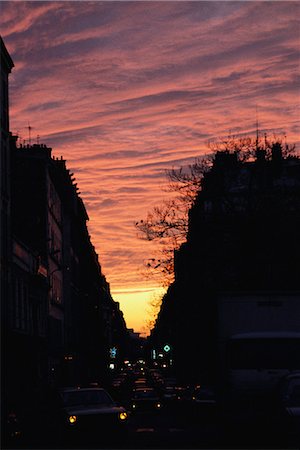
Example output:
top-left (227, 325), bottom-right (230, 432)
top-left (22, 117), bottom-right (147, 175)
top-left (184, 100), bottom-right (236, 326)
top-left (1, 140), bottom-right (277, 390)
top-left (1, 1), bottom-right (299, 335)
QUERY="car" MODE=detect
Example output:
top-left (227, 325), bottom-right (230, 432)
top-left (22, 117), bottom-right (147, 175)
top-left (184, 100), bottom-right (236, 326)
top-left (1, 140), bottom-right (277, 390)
top-left (162, 386), bottom-right (188, 402)
top-left (131, 388), bottom-right (162, 412)
top-left (191, 385), bottom-right (217, 419)
top-left (163, 386), bottom-right (178, 401)
top-left (1, 406), bottom-right (22, 446)
top-left (148, 371), bottom-right (164, 389)
top-left (57, 387), bottom-right (129, 443)
top-left (277, 372), bottom-right (300, 445)
top-left (134, 378), bottom-right (148, 388)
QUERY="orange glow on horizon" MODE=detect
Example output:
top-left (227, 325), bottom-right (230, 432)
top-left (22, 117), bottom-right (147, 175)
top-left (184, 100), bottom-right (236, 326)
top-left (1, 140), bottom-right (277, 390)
top-left (112, 287), bottom-right (166, 337)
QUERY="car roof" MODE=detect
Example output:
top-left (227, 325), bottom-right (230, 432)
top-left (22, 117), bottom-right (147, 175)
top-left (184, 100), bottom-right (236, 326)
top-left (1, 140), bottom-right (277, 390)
top-left (133, 389), bottom-right (158, 396)
top-left (231, 332), bottom-right (300, 339)
top-left (284, 372), bottom-right (300, 380)
top-left (134, 387), bottom-right (155, 391)
top-left (60, 387), bottom-right (106, 393)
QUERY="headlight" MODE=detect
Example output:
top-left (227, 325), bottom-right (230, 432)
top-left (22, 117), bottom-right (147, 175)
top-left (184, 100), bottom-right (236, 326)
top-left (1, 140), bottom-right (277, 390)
top-left (68, 415), bottom-right (77, 424)
top-left (156, 403), bottom-right (161, 409)
top-left (132, 404), bottom-right (136, 409)
top-left (119, 412), bottom-right (128, 421)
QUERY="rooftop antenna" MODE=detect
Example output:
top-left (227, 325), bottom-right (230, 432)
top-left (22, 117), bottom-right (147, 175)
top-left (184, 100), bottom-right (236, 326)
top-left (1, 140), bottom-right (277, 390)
top-left (28, 122), bottom-right (32, 145)
top-left (255, 105), bottom-right (259, 150)
top-left (37, 134), bottom-right (40, 145)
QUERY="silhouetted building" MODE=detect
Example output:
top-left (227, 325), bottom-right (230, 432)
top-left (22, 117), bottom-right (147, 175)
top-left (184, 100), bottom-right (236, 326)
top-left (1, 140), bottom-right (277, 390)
top-left (153, 145), bottom-right (300, 384)
top-left (100, 295), bottom-right (130, 370)
top-left (2, 37), bottom-right (129, 406)
top-left (9, 139), bottom-right (128, 387)
top-left (1, 39), bottom-right (14, 328)
top-left (7, 236), bottom-right (48, 397)
top-left (1, 36), bottom-right (15, 402)
top-left (126, 329), bottom-right (146, 362)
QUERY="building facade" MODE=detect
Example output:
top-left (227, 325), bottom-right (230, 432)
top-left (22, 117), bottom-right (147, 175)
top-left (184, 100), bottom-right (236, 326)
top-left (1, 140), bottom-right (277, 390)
top-left (152, 145), bottom-right (300, 384)
top-left (1, 37), bottom-right (129, 408)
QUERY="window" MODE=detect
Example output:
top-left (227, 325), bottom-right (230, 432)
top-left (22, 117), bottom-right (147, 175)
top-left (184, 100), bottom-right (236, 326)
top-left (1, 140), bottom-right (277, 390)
top-left (13, 276), bottom-right (32, 333)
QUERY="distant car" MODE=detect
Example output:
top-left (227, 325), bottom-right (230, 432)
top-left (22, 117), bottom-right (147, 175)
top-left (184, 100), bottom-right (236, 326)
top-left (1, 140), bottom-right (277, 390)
top-left (163, 377), bottom-right (178, 388)
top-left (58, 387), bottom-right (129, 442)
top-left (163, 386), bottom-right (178, 401)
top-left (163, 386), bottom-right (187, 402)
top-left (131, 388), bottom-right (162, 412)
top-left (134, 378), bottom-right (148, 388)
top-left (1, 408), bottom-right (22, 446)
top-left (148, 371), bottom-right (164, 389)
top-left (191, 385), bottom-right (217, 418)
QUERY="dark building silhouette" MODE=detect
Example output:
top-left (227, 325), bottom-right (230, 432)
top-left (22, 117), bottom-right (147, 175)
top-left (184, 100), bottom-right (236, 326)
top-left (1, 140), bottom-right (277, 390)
top-left (1, 39), bottom-right (14, 324)
top-left (126, 329), bottom-right (146, 362)
top-left (1, 37), bottom-right (129, 409)
top-left (152, 145), bottom-right (300, 384)
top-left (1, 36), bottom-right (15, 404)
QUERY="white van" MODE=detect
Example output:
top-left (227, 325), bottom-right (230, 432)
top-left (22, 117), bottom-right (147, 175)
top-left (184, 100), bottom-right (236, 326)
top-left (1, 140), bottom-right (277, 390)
top-left (227, 331), bottom-right (300, 395)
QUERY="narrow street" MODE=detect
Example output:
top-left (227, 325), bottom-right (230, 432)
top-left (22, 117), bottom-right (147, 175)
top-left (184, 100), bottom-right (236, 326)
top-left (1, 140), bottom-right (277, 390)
top-left (126, 408), bottom-right (222, 449)
top-left (13, 407), bottom-right (223, 449)
top-left (7, 363), bottom-right (296, 450)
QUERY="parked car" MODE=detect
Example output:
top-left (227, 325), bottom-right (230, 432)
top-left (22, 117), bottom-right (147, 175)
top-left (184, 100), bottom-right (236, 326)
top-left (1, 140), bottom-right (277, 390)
top-left (277, 372), bottom-right (300, 445)
top-left (131, 388), bottom-right (162, 412)
top-left (57, 387), bottom-right (129, 443)
top-left (1, 404), bottom-right (22, 447)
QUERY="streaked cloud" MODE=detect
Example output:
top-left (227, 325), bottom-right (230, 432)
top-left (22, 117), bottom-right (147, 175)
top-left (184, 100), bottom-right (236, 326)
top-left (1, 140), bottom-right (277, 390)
top-left (1, 0), bottom-right (299, 334)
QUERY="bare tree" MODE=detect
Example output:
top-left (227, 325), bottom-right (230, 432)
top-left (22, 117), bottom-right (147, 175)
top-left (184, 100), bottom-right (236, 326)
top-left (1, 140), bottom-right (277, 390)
top-left (144, 291), bottom-right (164, 333)
top-left (136, 154), bottom-right (213, 283)
top-left (136, 134), bottom-right (297, 284)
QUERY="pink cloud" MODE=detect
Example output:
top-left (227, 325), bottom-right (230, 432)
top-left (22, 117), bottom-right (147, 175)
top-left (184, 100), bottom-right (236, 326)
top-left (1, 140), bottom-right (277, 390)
top-left (1, 1), bottom-right (299, 332)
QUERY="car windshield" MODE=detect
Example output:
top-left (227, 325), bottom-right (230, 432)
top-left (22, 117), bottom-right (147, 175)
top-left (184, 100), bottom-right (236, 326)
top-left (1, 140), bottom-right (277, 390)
top-left (61, 389), bottom-right (114, 407)
top-left (284, 382), bottom-right (300, 406)
top-left (194, 388), bottom-right (215, 400)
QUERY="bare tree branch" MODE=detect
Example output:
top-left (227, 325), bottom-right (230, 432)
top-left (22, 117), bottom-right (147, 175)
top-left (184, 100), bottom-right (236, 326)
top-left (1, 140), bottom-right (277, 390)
top-left (135, 134), bottom-right (297, 285)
